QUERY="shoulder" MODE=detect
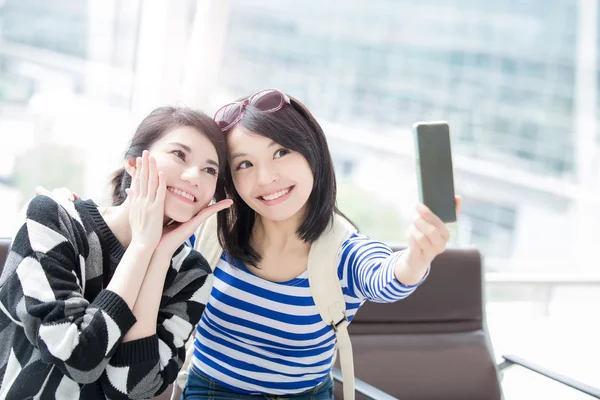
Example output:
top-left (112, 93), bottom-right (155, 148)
top-left (25, 195), bottom-right (65, 219)
top-left (24, 195), bottom-right (84, 232)
top-left (339, 232), bottom-right (393, 258)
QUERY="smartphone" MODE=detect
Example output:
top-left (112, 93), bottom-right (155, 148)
top-left (413, 121), bottom-right (457, 223)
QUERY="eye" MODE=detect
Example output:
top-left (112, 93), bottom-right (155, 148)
top-left (203, 167), bottom-right (217, 176)
top-left (172, 149), bottom-right (186, 161)
top-left (235, 161), bottom-right (253, 170)
top-left (274, 149), bottom-right (290, 159)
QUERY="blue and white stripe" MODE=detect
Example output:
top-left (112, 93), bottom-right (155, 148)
top-left (191, 232), bottom-right (424, 395)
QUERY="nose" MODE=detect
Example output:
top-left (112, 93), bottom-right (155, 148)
top-left (181, 166), bottom-right (201, 187)
top-left (257, 163), bottom-right (279, 186)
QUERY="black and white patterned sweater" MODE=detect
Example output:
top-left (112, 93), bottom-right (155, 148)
top-left (0, 196), bottom-right (213, 399)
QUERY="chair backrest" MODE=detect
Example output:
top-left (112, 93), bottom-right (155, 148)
top-left (336, 247), bottom-right (502, 400)
top-left (0, 237), bottom-right (10, 275)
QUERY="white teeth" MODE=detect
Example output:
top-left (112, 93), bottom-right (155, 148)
top-left (168, 187), bottom-right (196, 202)
top-left (261, 188), bottom-right (291, 201)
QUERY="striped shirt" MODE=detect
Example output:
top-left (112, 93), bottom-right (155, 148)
top-left (191, 233), bottom-right (425, 395)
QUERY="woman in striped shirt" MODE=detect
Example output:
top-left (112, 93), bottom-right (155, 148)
top-left (183, 89), bottom-right (461, 399)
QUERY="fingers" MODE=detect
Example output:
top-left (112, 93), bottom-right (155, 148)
top-left (407, 223), bottom-right (435, 255)
top-left (155, 171), bottom-right (166, 206)
top-left (455, 195), bottom-right (462, 215)
top-left (139, 151), bottom-right (149, 198)
top-left (209, 199), bottom-right (234, 213)
top-left (35, 186), bottom-right (51, 196)
top-left (195, 199), bottom-right (233, 221)
top-left (406, 202), bottom-right (452, 261)
top-left (36, 186), bottom-right (78, 202)
top-left (416, 204), bottom-right (449, 240)
top-left (53, 188), bottom-right (77, 202)
top-left (132, 157), bottom-right (141, 199)
top-left (157, 199), bottom-right (233, 256)
top-left (147, 155), bottom-right (158, 202)
top-left (187, 199), bottom-right (233, 232)
top-left (414, 218), bottom-right (445, 252)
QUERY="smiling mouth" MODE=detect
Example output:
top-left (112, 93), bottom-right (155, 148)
top-left (258, 186), bottom-right (294, 201)
top-left (168, 187), bottom-right (197, 203)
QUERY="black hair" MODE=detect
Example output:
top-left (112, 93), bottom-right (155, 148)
top-left (217, 94), bottom-right (354, 267)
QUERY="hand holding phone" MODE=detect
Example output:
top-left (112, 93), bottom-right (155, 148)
top-left (413, 121), bottom-right (457, 223)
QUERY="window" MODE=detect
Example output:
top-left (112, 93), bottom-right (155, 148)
top-left (462, 199), bottom-right (517, 260)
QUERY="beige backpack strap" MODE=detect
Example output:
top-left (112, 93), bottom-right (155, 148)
top-left (194, 213), bottom-right (222, 269)
top-left (172, 214), bottom-right (222, 400)
top-left (307, 214), bottom-right (356, 400)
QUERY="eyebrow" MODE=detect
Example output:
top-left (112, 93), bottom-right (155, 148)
top-left (169, 142), bottom-right (219, 168)
top-left (230, 140), bottom-right (279, 160)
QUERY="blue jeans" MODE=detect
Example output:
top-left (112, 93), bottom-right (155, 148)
top-left (182, 367), bottom-right (334, 400)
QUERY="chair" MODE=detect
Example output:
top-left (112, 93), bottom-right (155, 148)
top-left (332, 246), bottom-right (600, 400)
top-left (0, 237), bottom-right (9, 275)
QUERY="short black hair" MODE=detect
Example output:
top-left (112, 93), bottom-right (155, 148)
top-left (218, 95), bottom-right (352, 267)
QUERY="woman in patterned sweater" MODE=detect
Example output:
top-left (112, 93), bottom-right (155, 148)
top-left (0, 107), bottom-right (232, 399)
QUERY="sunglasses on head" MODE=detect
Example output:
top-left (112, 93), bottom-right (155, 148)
top-left (213, 89), bottom-right (291, 132)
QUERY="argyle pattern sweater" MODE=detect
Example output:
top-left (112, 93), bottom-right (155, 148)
top-left (0, 196), bottom-right (213, 399)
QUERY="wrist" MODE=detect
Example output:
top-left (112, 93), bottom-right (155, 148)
top-left (151, 247), bottom-right (173, 265)
top-left (127, 239), bottom-right (155, 259)
top-left (394, 251), bottom-right (429, 286)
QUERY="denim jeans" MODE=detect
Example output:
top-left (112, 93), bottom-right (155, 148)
top-left (182, 367), bottom-right (334, 400)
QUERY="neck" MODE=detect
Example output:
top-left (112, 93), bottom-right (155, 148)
top-left (251, 213), bottom-right (306, 255)
top-left (100, 201), bottom-right (133, 248)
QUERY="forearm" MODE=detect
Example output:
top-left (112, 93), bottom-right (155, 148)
top-left (394, 251), bottom-right (429, 286)
top-left (106, 240), bottom-right (154, 309)
top-left (123, 251), bottom-right (170, 342)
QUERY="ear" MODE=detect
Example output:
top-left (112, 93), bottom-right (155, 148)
top-left (124, 158), bottom-right (136, 177)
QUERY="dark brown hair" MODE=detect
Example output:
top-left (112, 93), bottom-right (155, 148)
top-left (111, 106), bottom-right (227, 205)
top-left (217, 94), bottom-right (353, 267)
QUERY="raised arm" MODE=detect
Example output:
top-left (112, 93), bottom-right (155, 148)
top-left (0, 196), bottom-right (150, 383)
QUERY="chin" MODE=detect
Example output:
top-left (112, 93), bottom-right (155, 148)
top-left (164, 206), bottom-right (197, 223)
top-left (165, 213), bottom-right (193, 224)
top-left (255, 205), bottom-right (304, 223)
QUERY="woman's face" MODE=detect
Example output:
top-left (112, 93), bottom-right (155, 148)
top-left (146, 126), bottom-right (220, 223)
top-left (227, 125), bottom-right (314, 223)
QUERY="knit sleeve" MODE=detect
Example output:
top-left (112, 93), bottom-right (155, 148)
top-left (337, 233), bottom-right (428, 303)
top-left (0, 196), bottom-right (136, 384)
top-left (99, 245), bottom-right (212, 399)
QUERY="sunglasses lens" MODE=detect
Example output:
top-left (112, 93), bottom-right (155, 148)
top-left (251, 90), bottom-right (284, 111)
top-left (214, 103), bottom-right (242, 129)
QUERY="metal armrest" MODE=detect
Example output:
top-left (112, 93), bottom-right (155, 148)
top-left (499, 354), bottom-right (600, 399)
top-left (331, 368), bottom-right (398, 400)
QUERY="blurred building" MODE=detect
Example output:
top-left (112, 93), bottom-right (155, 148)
top-left (1, 0), bottom-right (600, 272)
top-left (215, 0), bottom-right (600, 271)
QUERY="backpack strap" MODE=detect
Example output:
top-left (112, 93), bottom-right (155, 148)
top-left (175, 213), bottom-right (357, 400)
top-left (173, 214), bottom-right (222, 399)
top-left (307, 214), bottom-right (356, 400)
top-left (194, 213), bottom-right (223, 269)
